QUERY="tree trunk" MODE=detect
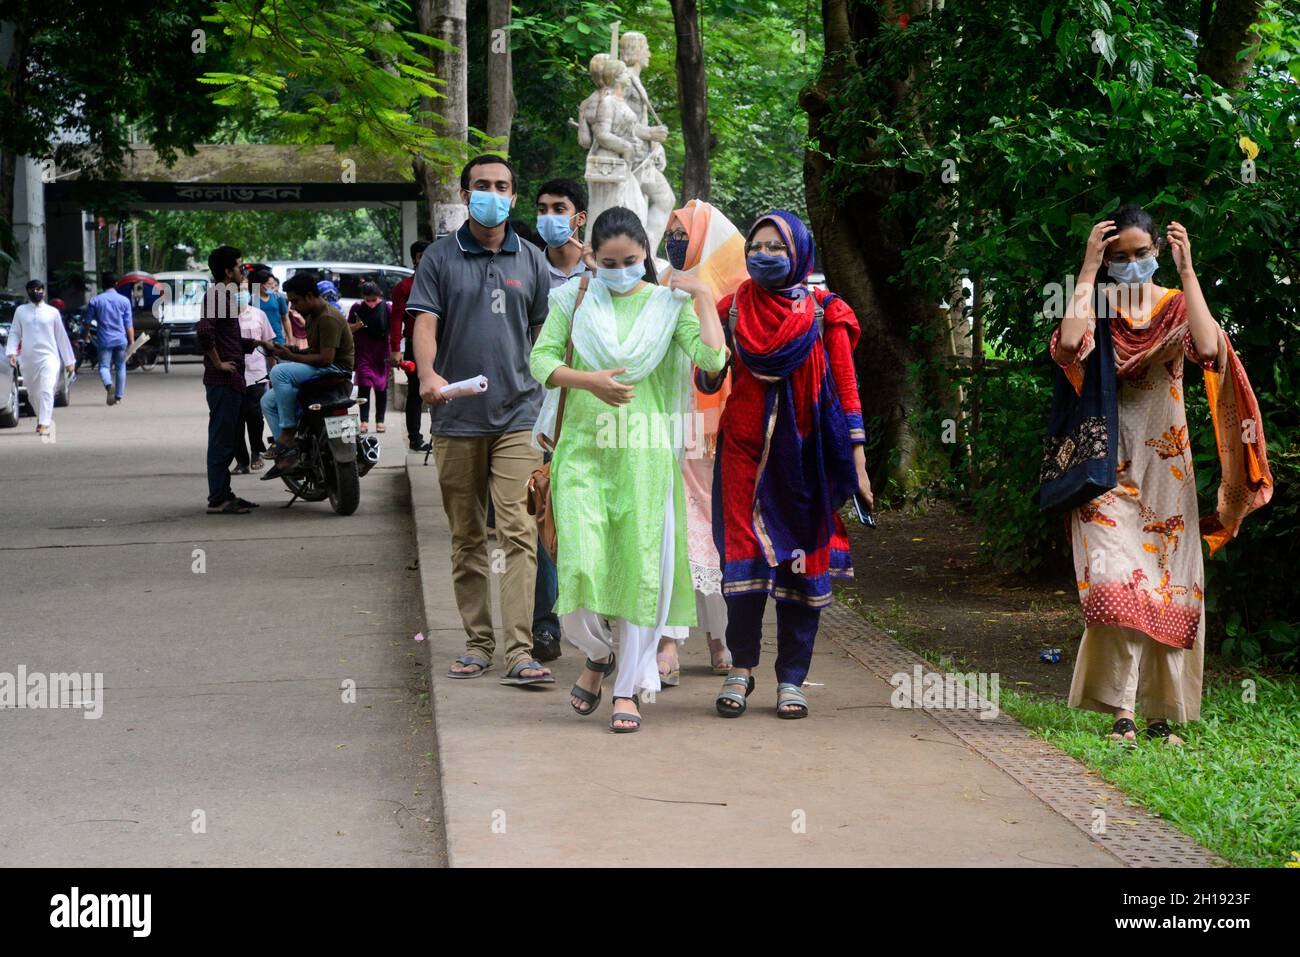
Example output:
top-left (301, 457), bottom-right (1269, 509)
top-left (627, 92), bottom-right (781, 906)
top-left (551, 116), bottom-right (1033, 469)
top-left (0, 22), bottom-right (31, 288)
top-left (485, 0), bottom-right (514, 155)
top-left (668, 0), bottom-right (711, 201)
top-left (417, 0), bottom-right (468, 237)
top-left (801, 0), bottom-right (948, 489)
top-left (1196, 0), bottom-right (1264, 89)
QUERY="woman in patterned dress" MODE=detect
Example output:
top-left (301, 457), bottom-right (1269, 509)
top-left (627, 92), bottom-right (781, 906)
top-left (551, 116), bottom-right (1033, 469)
top-left (1051, 205), bottom-right (1271, 745)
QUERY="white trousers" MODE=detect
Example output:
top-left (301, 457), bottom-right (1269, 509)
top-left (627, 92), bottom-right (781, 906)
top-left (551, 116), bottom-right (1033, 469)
top-left (561, 472), bottom-right (677, 700)
top-left (662, 591), bottom-right (729, 647)
top-left (22, 354), bottom-right (60, 427)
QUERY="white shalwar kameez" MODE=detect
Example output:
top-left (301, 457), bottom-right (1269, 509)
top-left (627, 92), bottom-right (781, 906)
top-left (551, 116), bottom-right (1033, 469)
top-left (5, 302), bottom-right (74, 428)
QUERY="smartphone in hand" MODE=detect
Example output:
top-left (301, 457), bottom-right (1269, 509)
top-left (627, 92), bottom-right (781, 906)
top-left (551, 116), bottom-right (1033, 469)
top-left (852, 493), bottom-right (877, 528)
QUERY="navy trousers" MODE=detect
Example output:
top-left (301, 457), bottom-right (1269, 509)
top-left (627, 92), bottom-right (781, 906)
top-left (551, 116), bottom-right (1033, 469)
top-left (206, 384), bottom-right (243, 507)
top-left (724, 580), bottom-right (822, 687)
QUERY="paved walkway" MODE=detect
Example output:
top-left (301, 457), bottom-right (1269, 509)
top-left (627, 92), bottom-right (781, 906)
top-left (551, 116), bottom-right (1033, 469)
top-left (0, 364), bottom-right (442, 866)
top-left (407, 459), bottom-right (1123, 867)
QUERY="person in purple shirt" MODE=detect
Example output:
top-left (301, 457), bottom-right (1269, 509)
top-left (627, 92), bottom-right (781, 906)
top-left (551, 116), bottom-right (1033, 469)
top-left (85, 272), bottom-right (134, 405)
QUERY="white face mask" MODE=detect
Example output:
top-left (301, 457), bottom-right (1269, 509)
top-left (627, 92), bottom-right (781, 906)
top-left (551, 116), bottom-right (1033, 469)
top-left (1107, 256), bottom-right (1158, 285)
top-left (596, 262), bottom-right (645, 293)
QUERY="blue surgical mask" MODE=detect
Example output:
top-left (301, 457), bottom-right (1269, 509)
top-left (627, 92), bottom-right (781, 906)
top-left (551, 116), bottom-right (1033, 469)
top-left (596, 262), bottom-right (646, 293)
top-left (236, 291), bottom-right (253, 309)
top-left (666, 236), bottom-right (690, 271)
top-left (1107, 256), bottom-right (1157, 285)
top-left (746, 253), bottom-right (790, 289)
top-left (537, 214), bottom-right (575, 247)
top-left (468, 190), bottom-right (513, 228)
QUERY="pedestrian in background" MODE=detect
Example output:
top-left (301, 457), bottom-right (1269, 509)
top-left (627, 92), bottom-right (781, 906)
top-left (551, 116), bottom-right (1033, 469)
top-left (528, 176), bottom-right (594, 664)
top-left (197, 245), bottom-right (261, 514)
top-left (84, 272), bottom-right (134, 406)
top-left (232, 271), bottom-right (277, 474)
top-left (657, 198), bottom-right (749, 681)
top-left (248, 264), bottom-right (287, 344)
top-left (388, 239), bottom-right (431, 451)
top-left (347, 280), bottom-right (391, 434)
top-left (4, 279), bottom-right (75, 437)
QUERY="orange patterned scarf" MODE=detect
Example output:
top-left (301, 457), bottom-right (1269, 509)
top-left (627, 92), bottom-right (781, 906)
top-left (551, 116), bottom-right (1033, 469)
top-left (1107, 290), bottom-right (1272, 554)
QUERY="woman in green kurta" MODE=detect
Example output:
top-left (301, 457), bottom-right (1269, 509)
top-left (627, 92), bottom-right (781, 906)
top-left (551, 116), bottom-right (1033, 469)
top-left (530, 206), bottom-right (726, 732)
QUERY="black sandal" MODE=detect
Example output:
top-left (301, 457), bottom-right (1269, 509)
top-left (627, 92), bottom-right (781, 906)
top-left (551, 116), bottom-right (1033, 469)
top-left (206, 498), bottom-right (251, 514)
top-left (1105, 717), bottom-right (1138, 744)
top-left (569, 653), bottom-right (616, 716)
top-left (1142, 720), bottom-right (1183, 746)
top-left (609, 694), bottom-right (642, 733)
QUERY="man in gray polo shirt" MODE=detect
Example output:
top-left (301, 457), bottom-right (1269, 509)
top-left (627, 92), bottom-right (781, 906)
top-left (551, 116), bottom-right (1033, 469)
top-left (408, 154), bottom-right (554, 687)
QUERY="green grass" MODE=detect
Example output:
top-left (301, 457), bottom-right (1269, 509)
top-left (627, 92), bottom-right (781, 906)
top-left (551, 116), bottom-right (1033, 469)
top-left (999, 678), bottom-right (1300, 868)
top-left (838, 594), bottom-right (1300, 868)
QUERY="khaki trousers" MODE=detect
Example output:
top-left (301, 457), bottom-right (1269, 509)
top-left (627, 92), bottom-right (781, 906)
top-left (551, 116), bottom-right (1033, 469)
top-left (432, 430), bottom-right (542, 668)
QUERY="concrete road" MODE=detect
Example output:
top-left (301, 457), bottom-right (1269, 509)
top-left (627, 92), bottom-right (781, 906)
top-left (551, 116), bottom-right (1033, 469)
top-left (0, 361), bottom-right (443, 866)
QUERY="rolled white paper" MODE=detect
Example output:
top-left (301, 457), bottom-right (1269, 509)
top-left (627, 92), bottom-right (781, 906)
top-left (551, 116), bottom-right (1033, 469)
top-left (439, 374), bottom-right (489, 399)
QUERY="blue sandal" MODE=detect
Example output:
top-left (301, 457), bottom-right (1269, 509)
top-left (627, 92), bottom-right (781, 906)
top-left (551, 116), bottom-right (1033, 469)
top-left (715, 671), bottom-right (755, 717)
top-left (447, 654), bottom-right (491, 679)
top-left (500, 658), bottom-right (556, 686)
top-left (776, 682), bottom-right (809, 719)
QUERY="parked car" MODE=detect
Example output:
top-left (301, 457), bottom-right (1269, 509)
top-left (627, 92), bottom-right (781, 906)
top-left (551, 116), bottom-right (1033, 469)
top-left (0, 293), bottom-right (73, 421)
top-left (0, 295), bottom-right (19, 427)
top-left (266, 261), bottom-right (414, 316)
top-left (154, 270), bottom-right (210, 357)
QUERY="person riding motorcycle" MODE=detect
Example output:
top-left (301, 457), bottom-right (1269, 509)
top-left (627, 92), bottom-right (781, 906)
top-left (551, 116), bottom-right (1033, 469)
top-left (259, 272), bottom-right (355, 479)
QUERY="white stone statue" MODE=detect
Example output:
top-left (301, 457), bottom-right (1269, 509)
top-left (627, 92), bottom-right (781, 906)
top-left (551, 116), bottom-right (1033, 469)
top-left (580, 55), bottom-right (649, 242)
top-left (618, 31), bottom-right (675, 258)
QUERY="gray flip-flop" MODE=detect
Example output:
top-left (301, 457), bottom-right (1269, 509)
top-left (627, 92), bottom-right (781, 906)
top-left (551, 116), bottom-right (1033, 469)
top-left (500, 658), bottom-right (556, 686)
top-left (447, 654), bottom-right (492, 679)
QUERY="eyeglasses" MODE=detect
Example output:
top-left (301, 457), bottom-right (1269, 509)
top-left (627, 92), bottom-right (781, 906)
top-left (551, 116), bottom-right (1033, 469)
top-left (745, 241), bottom-right (788, 255)
top-left (1107, 246), bottom-right (1156, 263)
top-left (666, 230), bottom-right (688, 242)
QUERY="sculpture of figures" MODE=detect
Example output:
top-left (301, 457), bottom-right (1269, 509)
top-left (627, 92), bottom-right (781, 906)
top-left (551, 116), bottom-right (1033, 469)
top-left (582, 56), bottom-right (649, 241)
top-left (618, 30), bottom-right (675, 259)
top-left (575, 53), bottom-right (609, 152)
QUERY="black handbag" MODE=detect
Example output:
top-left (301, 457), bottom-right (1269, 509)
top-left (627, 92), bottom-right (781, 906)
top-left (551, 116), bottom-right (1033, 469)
top-left (1037, 308), bottom-right (1119, 513)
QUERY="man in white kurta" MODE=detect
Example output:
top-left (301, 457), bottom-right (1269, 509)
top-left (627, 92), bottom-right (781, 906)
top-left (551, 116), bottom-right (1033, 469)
top-left (4, 281), bottom-right (75, 431)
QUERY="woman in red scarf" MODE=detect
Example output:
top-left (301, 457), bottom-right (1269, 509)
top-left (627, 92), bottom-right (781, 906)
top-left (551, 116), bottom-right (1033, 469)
top-left (705, 210), bottom-right (873, 719)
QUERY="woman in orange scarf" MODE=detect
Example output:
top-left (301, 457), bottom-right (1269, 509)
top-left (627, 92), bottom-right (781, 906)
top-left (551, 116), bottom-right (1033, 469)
top-left (655, 199), bottom-right (749, 681)
top-left (1052, 205), bottom-right (1271, 745)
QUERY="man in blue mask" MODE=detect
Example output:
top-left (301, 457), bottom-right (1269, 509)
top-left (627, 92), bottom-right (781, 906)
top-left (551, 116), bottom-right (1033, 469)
top-left (408, 155), bottom-right (557, 688)
top-left (535, 178), bottom-right (590, 289)
top-left (520, 177), bottom-right (593, 664)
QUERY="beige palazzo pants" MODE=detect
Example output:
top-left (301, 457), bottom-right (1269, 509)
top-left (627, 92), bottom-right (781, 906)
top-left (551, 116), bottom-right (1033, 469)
top-left (1067, 609), bottom-right (1205, 724)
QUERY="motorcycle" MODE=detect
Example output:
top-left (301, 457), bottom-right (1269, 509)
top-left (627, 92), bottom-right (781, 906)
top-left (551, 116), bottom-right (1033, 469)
top-left (72, 314), bottom-right (98, 370)
top-left (276, 373), bottom-right (380, 515)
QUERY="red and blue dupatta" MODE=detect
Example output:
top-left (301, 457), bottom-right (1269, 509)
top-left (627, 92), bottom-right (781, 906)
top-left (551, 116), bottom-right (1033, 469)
top-left (711, 211), bottom-right (861, 606)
